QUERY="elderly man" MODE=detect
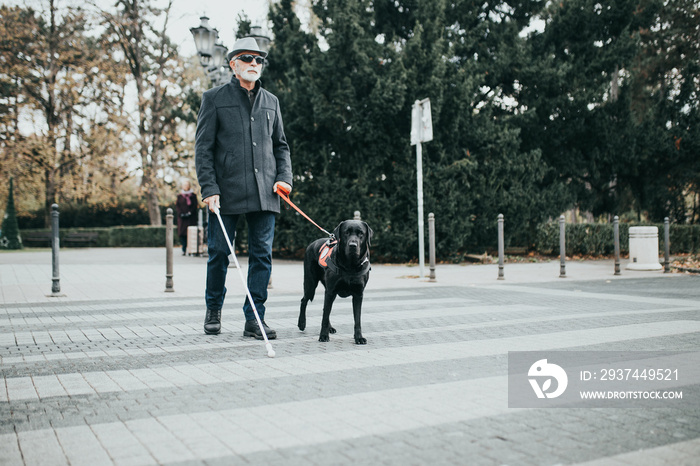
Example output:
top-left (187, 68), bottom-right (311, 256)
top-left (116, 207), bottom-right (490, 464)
top-left (195, 37), bottom-right (293, 338)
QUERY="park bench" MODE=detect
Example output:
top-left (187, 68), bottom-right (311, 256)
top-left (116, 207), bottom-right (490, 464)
top-left (63, 232), bottom-right (99, 246)
top-left (21, 231), bottom-right (52, 247)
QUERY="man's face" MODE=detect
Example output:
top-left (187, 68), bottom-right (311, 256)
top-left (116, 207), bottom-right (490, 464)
top-left (231, 52), bottom-right (263, 84)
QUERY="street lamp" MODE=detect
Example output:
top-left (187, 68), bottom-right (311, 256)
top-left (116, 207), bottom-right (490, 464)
top-left (189, 17), bottom-right (217, 67)
top-left (211, 42), bottom-right (228, 69)
top-left (190, 17), bottom-right (271, 87)
top-left (247, 25), bottom-right (271, 55)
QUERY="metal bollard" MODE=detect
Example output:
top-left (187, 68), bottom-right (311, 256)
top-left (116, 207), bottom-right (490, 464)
top-left (165, 208), bottom-right (174, 292)
top-left (428, 213), bottom-right (436, 281)
top-left (497, 214), bottom-right (504, 280)
top-left (51, 204), bottom-right (61, 295)
top-left (613, 215), bottom-right (621, 275)
top-left (664, 217), bottom-right (670, 273)
top-left (559, 215), bottom-right (566, 278)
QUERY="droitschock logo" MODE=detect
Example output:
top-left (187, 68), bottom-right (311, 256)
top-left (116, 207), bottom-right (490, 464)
top-left (528, 358), bottom-right (569, 399)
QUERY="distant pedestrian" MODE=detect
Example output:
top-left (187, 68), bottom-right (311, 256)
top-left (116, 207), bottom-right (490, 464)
top-left (175, 179), bottom-right (199, 255)
top-left (195, 37), bottom-right (293, 338)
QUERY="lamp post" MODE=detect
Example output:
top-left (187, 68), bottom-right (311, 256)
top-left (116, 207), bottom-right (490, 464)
top-left (190, 17), bottom-right (271, 87)
top-left (190, 16), bottom-right (231, 87)
top-left (247, 25), bottom-right (271, 63)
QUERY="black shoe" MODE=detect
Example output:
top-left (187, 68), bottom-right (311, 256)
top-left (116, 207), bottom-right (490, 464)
top-left (244, 320), bottom-right (276, 340)
top-left (204, 309), bottom-right (221, 335)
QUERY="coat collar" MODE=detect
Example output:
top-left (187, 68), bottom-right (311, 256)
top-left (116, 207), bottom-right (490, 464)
top-left (230, 75), bottom-right (262, 92)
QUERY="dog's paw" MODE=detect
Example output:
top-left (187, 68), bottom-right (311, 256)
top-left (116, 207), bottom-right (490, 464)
top-left (355, 336), bottom-right (367, 345)
top-left (329, 325), bottom-right (336, 334)
top-left (319, 334), bottom-right (330, 342)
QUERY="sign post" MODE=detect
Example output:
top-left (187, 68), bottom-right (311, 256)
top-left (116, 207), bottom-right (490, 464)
top-left (411, 98), bottom-right (433, 278)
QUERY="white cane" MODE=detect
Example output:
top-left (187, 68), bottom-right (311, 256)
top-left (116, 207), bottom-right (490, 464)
top-left (212, 206), bottom-right (275, 358)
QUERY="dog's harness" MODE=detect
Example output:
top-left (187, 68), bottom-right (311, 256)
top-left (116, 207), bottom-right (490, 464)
top-left (318, 240), bottom-right (336, 268)
top-left (277, 187), bottom-right (370, 275)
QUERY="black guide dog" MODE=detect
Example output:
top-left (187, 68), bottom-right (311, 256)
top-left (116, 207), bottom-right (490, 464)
top-left (298, 220), bottom-right (373, 344)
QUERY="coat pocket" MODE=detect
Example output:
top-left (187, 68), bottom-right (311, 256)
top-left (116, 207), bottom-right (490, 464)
top-left (262, 106), bottom-right (275, 135)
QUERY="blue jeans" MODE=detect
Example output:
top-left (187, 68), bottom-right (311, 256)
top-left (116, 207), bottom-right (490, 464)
top-left (205, 211), bottom-right (275, 321)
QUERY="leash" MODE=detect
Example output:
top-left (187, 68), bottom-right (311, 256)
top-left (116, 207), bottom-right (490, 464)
top-left (276, 186), bottom-right (334, 239)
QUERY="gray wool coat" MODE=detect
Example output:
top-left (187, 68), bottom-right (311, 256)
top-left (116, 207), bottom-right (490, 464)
top-left (195, 77), bottom-right (293, 215)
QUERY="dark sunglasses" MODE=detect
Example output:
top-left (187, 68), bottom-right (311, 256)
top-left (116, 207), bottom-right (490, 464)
top-left (235, 54), bottom-right (264, 65)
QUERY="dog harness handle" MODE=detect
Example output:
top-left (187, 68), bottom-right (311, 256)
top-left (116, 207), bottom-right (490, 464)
top-left (276, 189), bottom-right (334, 238)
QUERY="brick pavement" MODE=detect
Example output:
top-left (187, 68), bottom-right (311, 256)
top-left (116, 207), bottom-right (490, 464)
top-left (1, 248), bottom-right (699, 465)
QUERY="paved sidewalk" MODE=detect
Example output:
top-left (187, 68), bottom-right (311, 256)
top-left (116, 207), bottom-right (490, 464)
top-left (1, 248), bottom-right (699, 465)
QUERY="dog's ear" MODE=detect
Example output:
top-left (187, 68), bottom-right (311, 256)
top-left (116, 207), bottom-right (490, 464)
top-left (332, 221), bottom-right (345, 241)
top-left (363, 222), bottom-right (374, 246)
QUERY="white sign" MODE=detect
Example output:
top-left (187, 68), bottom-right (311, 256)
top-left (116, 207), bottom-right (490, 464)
top-left (410, 98), bottom-right (433, 145)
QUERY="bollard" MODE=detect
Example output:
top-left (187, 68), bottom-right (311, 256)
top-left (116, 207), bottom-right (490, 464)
top-left (613, 215), bottom-right (621, 275)
top-left (559, 215), bottom-right (566, 278)
top-left (354, 210), bottom-right (361, 221)
top-left (51, 204), bottom-right (61, 295)
top-left (497, 214), bottom-right (504, 280)
top-left (428, 213), bottom-right (436, 281)
top-left (664, 217), bottom-right (670, 273)
top-left (165, 208), bottom-right (174, 292)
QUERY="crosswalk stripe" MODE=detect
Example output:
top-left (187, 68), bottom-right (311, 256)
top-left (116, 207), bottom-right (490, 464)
top-left (4, 320), bottom-right (699, 402)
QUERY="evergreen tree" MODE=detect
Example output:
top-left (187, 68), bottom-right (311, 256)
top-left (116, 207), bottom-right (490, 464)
top-left (519, 0), bottom-right (660, 219)
top-left (425, 0), bottom-right (567, 252)
top-left (267, 0), bottom-right (410, 259)
top-left (0, 178), bottom-right (23, 249)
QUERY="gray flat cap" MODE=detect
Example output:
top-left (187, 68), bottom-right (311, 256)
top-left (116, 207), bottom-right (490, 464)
top-left (227, 37), bottom-right (268, 61)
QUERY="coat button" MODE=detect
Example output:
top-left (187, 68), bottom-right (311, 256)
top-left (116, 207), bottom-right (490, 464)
top-left (253, 142), bottom-right (257, 147)
top-left (254, 168), bottom-right (259, 173)
top-left (251, 117), bottom-right (254, 121)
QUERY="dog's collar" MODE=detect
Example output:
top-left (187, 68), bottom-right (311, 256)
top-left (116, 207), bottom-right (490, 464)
top-left (327, 250), bottom-right (371, 277)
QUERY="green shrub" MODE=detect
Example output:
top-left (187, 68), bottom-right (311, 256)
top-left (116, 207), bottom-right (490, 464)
top-left (20, 226), bottom-right (166, 248)
top-left (16, 202), bottom-right (174, 229)
top-left (535, 222), bottom-right (698, 256)
top-left (108, 226), bottom-right (167, 247)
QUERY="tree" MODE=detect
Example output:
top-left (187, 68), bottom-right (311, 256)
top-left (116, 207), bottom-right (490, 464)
top-left (627, 0), bottom-right (700, 222)
top-left (100, 0), bottom-right (193, 225)
top-left (265, 0), bottom-right (569, 258)
top-left (0, 1), bottom-right (102, 226)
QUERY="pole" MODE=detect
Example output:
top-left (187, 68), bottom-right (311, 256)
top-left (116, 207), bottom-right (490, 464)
top-left (664, 217), bottom-right (670, 273)
top-left (497, 214), bottom-right (504, 280)
top-left (165, 208), bottom-right (174, 292)
top-left (559, 215), bottom-right (566, 278)
top-left (51, 204), bottom-right (60, 295)
top-left (428, 213), bottom-right (436, 282)
top-left (416, 141), bottom-right (425, 278)
top-left (613, 215), bottom-right (621, 275)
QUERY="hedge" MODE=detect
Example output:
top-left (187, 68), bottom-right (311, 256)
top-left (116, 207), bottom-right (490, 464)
top-left (535, 223), bottom-right (700, 256)
top-left (17, 202), bottom-right (159, 229)
top-left (20, 222), bottom-right (700, 259)
top-left (21, 226), bottom-right (166, 248)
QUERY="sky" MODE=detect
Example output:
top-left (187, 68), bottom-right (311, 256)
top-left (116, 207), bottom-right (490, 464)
top-left (2, 0), bottom-right (273, 58)
top-left (166, 0), bottom-right (273, 57)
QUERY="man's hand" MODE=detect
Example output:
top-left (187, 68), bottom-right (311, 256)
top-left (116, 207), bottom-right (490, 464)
top-left (203, 195), bottom-right (220, 213)
top-left (273, 182), bottom-right (292, 196)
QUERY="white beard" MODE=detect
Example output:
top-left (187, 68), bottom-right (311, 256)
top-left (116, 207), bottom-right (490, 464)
top-left (235, 64), bottom-right (261, 83)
